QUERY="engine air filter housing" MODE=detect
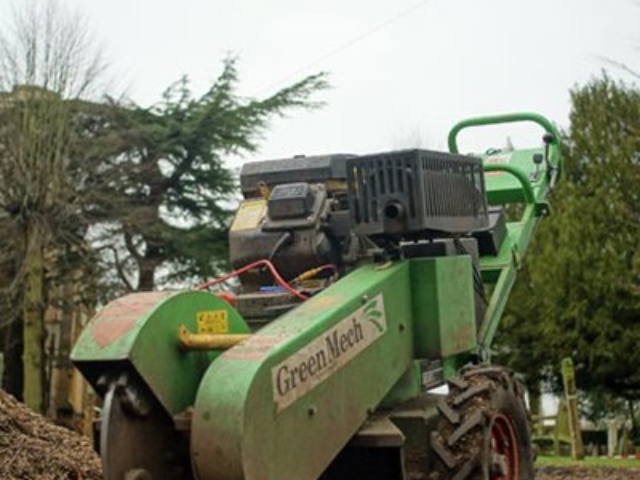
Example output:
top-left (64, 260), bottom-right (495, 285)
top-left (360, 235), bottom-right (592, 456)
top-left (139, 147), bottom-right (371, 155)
top-left (346, 149), bottom-right (489, 237)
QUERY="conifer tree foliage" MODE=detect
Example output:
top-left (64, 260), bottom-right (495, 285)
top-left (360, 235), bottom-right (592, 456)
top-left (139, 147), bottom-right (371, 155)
top-left (497, 75), bottom-right (640, 409)
top-left (90, 60), bottom-right (328, 292)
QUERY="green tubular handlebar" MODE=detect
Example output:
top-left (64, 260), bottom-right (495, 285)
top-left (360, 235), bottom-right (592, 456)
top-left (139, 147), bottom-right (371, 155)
top-left (448, 112), bottom-right (561, 156)
top-left (482, 164), bottom-right (535, 204)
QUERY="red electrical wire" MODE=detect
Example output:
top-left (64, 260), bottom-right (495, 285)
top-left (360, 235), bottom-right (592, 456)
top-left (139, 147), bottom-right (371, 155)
top-left (196, 259), bottom-right (308, 301)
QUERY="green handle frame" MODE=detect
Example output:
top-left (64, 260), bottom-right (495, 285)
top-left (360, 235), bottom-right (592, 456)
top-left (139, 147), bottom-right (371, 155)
top-left (448, 112), bottom-right (561, 155)
top-left (451, 113), bottom-right (564, 359)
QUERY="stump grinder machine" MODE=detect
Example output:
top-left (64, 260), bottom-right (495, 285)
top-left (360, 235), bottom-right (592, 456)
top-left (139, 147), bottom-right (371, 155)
top-left (72, 113), bottom-right (562, 480)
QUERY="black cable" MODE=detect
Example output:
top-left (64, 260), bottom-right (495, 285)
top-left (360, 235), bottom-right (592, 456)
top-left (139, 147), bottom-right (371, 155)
top-left (268, 231), bottom-right (293, 261)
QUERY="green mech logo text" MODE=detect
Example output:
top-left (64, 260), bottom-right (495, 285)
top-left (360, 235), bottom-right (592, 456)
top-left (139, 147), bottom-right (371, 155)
top-left (272, 293), bottom-right (387, 411)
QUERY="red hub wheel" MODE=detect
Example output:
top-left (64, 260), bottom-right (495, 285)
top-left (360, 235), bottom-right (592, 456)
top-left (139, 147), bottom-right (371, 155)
top-left (430, 368), bottom-right (534, 480)
top-left (490, 413), bottom-right (520, 480)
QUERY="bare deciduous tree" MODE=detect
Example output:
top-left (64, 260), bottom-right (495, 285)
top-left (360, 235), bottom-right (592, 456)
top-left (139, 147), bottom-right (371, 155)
top-left (0, 0), bottom-right (107, 98)
top-left (0, 0), bottom-right (108, 413)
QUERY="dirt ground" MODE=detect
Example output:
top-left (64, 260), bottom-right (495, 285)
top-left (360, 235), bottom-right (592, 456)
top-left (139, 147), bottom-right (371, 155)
top-left (0, 390), bottom-right (102, 480)
top-left (536, 465), bottom-right (640, 479)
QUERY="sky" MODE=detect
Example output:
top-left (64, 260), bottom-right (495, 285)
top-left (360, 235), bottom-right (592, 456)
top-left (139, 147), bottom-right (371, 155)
top-left (1, 0), bottom-right (639, 161)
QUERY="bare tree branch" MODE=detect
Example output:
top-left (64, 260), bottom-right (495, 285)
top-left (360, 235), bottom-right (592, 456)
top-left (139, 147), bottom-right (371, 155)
top-left (593, 54), bottom-right (640, 80)
top-left (0, 0), bottom-right (108, 99)
top-left (108, 245), bottom-right (134, 292)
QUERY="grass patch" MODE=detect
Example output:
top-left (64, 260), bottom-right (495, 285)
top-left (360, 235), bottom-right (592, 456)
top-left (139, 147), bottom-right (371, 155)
top-left (537, 455), bottom-right (640, 468)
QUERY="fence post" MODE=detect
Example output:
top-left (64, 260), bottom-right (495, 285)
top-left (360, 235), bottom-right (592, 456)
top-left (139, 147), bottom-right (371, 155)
top-left (561, 358), bottom-right (584, 460)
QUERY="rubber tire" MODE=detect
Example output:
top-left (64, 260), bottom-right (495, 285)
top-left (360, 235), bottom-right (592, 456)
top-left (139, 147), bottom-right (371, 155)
top-left (429, 366), bottom-right (534, 480)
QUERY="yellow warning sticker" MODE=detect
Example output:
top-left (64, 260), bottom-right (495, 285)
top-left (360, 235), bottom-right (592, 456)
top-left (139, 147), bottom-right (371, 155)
top-left (230, 199), bottom-right (266, 232)
top-left (197, 310), bottom-right (229, 334)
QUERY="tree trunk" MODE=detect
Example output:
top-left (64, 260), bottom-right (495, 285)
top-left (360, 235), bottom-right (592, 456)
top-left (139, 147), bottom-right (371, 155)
top-left (48, 279), bottom-right (74, 420)
top-left (137, 261), bottom-right (156, 291)
top-left (22, 226), bottom-right (46, 413)
top-left (1, 317), bottom-right (24, 398)
top-left (137, 244), bottom-right (163, 291)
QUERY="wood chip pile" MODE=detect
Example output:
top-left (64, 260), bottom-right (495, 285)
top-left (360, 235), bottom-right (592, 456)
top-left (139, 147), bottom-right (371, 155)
top-left (0, 390), bottom-right (102, 480)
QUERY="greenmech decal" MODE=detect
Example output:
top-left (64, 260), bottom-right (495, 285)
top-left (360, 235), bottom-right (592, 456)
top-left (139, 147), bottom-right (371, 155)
top-left (271, 294), bottom-right (387, 411)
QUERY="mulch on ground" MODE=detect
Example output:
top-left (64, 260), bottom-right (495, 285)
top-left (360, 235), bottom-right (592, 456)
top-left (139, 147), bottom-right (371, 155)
top-left (5, 391), bottom-right (640, 480)
top-left (536, 465), bottom-right (640, 479)
top-left (0, 390), bottom-right (102, 480)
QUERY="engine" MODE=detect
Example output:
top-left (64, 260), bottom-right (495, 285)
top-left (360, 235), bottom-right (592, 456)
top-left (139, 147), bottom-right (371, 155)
top-left (229, 150), bottom-right (491, 326)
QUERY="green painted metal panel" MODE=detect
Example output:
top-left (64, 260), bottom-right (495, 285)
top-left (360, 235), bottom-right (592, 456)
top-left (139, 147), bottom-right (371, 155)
top-left (72, 292), bottom-right (175, 361)
top-left (191, 262), bottom-right (414, 480)
top-left (381, 361), bottom-right (424, 406)
top-left (410, 256), bottom-right (477, 359)
top-left (71, 290), bottom-right (250, 415)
